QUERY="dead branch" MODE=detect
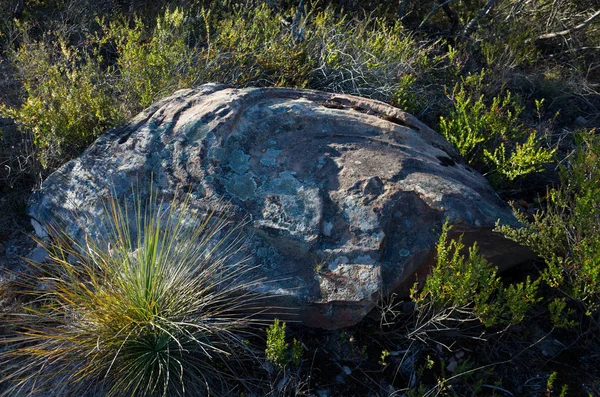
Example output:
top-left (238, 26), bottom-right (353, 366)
top-left (533, 9), bottom-right (600, 41)
top-left (418, 0), bottom-right (459, 29)
top-left (463, 0), bottom-right (499, 38)
top-left (397, 0), bottom-right (409, 20)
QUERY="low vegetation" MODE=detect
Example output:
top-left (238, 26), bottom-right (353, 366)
top-left (498, 131), bottom-right (600, 326)
top-left (0, 192), bottom-right (270, 396)
top-left (0, 0), bottom-right (598, 395)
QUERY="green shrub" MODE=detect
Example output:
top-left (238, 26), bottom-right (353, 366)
top-left (308, 9), bottom-right (432, 102)
top-left (391, 73), bottom-right (423, 114)
top-left (413, 221), bottom-right (540, 328)
top-left (266, 319), bottom-right (288, 368)
top-left (0, 190), bottom-right (268, 396)
top-left (265, 319), bottom-right (302, 368)
top-left (205, 4), bottom-right (311, 88)
top-left (439, 71), bottom-right (555, 187)
top-left (0, 36), bottom-right (122, 168)
top-left (478, 21), bottom-right (538, 70)
top-left (498, 130), bottom-right (600, 318)
top-left (104, 7), bottom-right (196, 113)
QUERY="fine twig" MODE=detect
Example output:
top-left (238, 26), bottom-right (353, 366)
top-left (482, 384), bottom-right (515, 396)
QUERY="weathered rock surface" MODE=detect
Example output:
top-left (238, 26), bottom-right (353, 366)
top-left (28, 84), bottom-right (531, 329)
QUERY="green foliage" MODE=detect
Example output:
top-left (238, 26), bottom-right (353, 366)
top-left (291, 338), bottom-right (303, 367)
top-left (498, 130), bottom-right (600, 317)
top-left (439, 71), bottom-right (555, 187)
top-left (484, 131), bottom-right (555, 182)
top-left (413, 221), bottom-right (540, 327)
top-left (391, 74), bottom-right (422, 114)
top-left (0, 190), bottom-right (267, 396)
top-left (546, 372), bottom-right (570, 397)
top-left (378, 349), bottom-right (390, 366)
top-left (210, 4), bottom-right (310, 87)
top-left (309, 10), bottom-right (431, 102)
top-left (548, 298), bottom-right (577, 328)
top-left (265, 319), bottom-right (302, 368)
top-left (477, 18), bottom-right (539, 71)
top-left (547, 371), bottom-right (558, 394)
top-left (0, 37), bottom-right (121, 168)
top-left (266, 319), bottom-right (288, 368)
top-left (104, 7), bottom-right (195, 113)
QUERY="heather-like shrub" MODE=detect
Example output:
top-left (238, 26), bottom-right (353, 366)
top-left (0, 37), bottom-right (121, 168)
top-left (413, 221), bottom-right (540, 328)
top-left (104, 7), bottom-right (196, 113)
top-left (265, 319), bottom-right (302, 369)
top-left (308, 8), bottom-right (432, 102)
top-left (205, 4), bottom-right (312, 88)
top-left (439, 71), bottom-right (555, 187)
top-left (498, 130), bottom-right (600, 318)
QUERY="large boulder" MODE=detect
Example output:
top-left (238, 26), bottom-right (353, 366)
top-left (28, 84), bottom-right (530, 329)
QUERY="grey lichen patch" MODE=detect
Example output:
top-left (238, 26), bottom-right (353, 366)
top-left (225, 173), bottom-right (257, 200)
top-left (260, 148), bottom-right (282, 166)
top-left (228, 149), bottom-right (251, 174)
top-left (317, 264), bottom-right (380, 303)
top-left (256, 186), bottom-right (322, 243)
top-left (208, 146), bottom-right (225, 162)
top-left (263, 171), bottom-right (302, 195)
top-left (343, 195), bottom-right (380, 233)
top-left (260, 194), bottom-right (296, 230)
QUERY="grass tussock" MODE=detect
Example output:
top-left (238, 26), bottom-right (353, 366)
top-left (0, 191), bottom-right (270, 396)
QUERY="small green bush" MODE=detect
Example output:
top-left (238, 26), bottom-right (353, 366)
top-left (498, 130), bottom-right (600, 318)
top-left (265, 319), bottom-right (302, 368)
top-left (104, 7), bottom-right (196, 113)
top-left (266, 319), bottom-right (288, 368)
top-left (206, 4), bottom-right (311, 88)
top-left (439, 71), bottom-right (555, 187)
top-left (0, 191), bottom-right (268, 396)
top-left (0, 37), bottom-right (122, 168)
top-left (413, 221), bottom-right (540, 328)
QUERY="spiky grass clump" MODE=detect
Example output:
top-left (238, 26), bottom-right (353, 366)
top-left (0, 192), bottom-right (269, 396)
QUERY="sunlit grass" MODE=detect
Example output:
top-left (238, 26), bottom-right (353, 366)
top-left (0, 190), bottom-right (270, 396)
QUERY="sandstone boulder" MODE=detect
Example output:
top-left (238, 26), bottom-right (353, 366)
top-left (28, 84), bottom-right (530, 329)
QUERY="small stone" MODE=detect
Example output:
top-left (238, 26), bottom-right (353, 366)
top-left (31, 219), bottom-right (47, 239)
top-left (27, 245), bottom-right (49, 263)
top-left (575, 116), bottom-right (588, 126)
top-left (446, 359), bottom-right (458, 373)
